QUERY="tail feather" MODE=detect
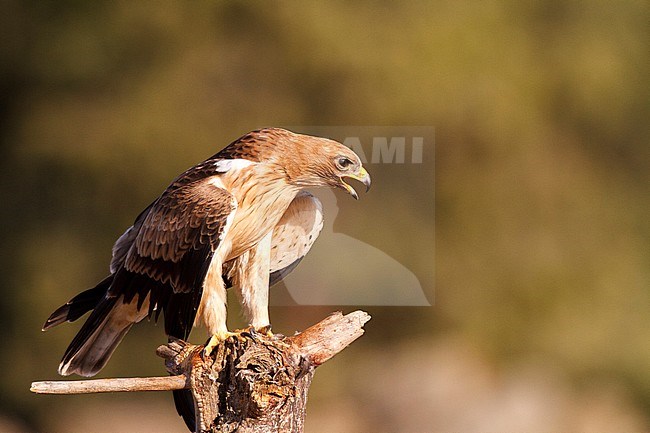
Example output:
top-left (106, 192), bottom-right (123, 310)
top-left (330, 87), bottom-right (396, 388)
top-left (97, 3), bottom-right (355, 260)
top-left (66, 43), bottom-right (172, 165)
top-left (43, 275), bottom-right (113, 331)
top-left (58, 294), bottom-right (149, 377)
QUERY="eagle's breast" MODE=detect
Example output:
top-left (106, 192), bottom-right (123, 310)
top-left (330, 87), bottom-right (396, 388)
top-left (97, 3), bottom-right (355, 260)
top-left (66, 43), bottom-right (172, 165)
top-left (213, 161), bottom-right (299, 260)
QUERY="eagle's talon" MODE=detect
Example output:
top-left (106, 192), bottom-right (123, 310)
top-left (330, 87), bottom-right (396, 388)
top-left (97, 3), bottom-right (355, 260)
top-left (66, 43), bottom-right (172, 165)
top-left (257, 324), bottom-right (273, 337)
top-left (203, 331), bottom-right (237, 357)
top-left (235, 331), bottom-right (250, 343)
top-left (240, 327), bottom-right (254, 339)
top-left (241, 325), bottom-right (258, 340)
top-left (238, 325), bottom-right (272, 342)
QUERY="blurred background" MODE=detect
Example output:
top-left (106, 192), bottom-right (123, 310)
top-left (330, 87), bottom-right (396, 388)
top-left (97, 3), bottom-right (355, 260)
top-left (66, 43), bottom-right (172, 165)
top-left (1, 1), bottom-right (649, 432)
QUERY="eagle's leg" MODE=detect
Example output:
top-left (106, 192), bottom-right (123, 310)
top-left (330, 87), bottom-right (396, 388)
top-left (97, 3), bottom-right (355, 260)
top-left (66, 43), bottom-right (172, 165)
top-left (233, 232), bottom-right (273, 335)
top-left (198, 253), bottom-right (235, 357)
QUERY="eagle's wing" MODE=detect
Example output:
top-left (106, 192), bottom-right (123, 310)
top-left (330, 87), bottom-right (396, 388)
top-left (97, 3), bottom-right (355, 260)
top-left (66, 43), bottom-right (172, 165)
top-left (57, 172), bottom-right (236, 377)
top-left (269, 191), bottom-right (323, 286)
top-left (119, 177), bottom-right (236, 337)
top-left (125, 180), bottom-right (234, 292)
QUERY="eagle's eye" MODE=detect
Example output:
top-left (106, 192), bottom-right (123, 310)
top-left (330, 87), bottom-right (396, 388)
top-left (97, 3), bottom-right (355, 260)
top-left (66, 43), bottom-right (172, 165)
top-left (335, 156), bottom-right (354, 171)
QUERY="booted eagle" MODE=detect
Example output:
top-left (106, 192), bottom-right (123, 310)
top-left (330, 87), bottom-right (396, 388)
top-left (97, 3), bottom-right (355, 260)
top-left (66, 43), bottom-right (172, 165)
top-left (43, 128), bottom-right (370, 429)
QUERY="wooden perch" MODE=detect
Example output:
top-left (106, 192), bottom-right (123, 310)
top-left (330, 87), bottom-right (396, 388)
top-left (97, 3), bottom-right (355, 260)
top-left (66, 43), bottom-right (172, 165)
top-left (30, 375), bottom-right (188, 394)
top-left (32, 310), bottom-right (371, 433)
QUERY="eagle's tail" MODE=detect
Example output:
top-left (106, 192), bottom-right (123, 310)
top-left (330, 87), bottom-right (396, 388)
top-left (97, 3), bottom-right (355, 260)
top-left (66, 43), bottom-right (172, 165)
top-left (57, 298), bottom-right (115, 376)
top-left (44, 274), bottom-right (149, 378)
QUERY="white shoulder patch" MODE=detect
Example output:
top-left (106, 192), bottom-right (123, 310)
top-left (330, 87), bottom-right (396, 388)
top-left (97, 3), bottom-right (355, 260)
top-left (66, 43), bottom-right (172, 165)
top-left (214, 159), bottom-right (256, 173)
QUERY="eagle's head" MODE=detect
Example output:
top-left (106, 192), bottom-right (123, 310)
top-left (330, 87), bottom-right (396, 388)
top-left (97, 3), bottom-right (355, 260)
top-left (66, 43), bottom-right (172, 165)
top-left (264, 128), bottom-right (372, 199)
top-left (308, 140), bottom-right (371, 200)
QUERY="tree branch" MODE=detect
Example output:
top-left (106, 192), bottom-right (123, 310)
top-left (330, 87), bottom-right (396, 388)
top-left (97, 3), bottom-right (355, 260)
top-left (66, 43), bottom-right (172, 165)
top-left (290, 310), bottom-right (370, 366)
top-left (30, 375), bottom-right (188, 394)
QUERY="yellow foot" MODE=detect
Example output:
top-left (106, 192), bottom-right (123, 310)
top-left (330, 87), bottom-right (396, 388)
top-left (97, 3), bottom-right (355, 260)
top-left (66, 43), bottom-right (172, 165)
top-left (203, 331), bottom-right (238, 357)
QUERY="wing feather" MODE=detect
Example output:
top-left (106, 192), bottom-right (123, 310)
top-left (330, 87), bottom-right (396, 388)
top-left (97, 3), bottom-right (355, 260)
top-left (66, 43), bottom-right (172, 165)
top-left (124, 179), bottom-right (236, 294)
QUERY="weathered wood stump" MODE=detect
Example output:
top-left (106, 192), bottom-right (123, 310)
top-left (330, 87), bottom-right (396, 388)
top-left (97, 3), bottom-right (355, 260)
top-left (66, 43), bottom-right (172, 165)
top-left (32, 311), bottom-right (371, 433)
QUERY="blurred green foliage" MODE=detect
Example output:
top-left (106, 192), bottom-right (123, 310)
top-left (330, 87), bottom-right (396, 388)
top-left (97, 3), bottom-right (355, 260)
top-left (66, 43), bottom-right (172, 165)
top-left (0, 0), bottom-right (648, 431)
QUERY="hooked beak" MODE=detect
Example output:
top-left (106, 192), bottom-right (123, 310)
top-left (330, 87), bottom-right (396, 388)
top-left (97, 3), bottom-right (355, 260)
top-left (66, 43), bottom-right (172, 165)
top-left (341, 166), bottom-right (371, 200)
